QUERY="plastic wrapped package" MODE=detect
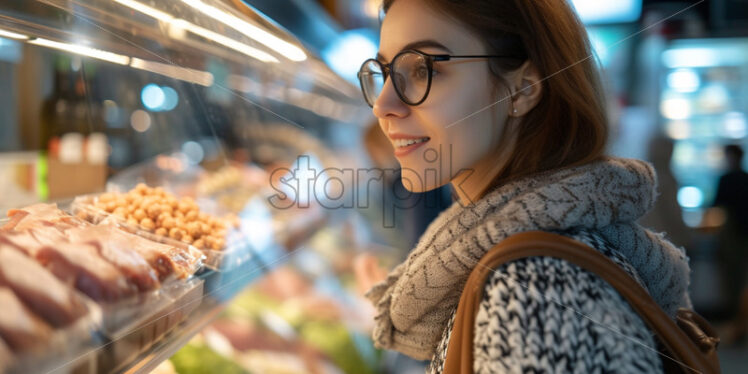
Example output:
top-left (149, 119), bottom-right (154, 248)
top-left (0, 223), bottom-right (103, 374)
top-left (106, 159), bottom-right (269, 216)
top-left (0, 206), bottom-right (206, 373)
top-left (94, 277), bottom-right (204, 373)
top-left (71, 195), bottom-right (253, 271)
top-left (6, 299), bottom-right (102, 374)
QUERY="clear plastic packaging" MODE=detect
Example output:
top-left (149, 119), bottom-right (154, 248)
top-left (5, 288), bottom-right (103, 374)
top-left (94, 277), bottom-right (204, 373)
top-left (70, 194), bottom-right (206, 272)
top-left (72, 194), bottom-right (256, 272)
top-left (1, 207), bottom-right (206, 373)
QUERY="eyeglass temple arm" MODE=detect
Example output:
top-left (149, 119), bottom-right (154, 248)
top-left (432, 54), bottom-right (513, 61)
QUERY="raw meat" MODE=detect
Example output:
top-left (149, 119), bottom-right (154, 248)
top-left (4, 204), bottom-right (87, 233)
top-left (35, 241), bottom-right (136, 302)
top-left (0, 287), bottom-right (51, 352)
top-left (102, 227), bottom-right (201, 280)
top-left (0, 247), bottom-right (87, 327)
top-left (66, 226), bottom-right (160, 291)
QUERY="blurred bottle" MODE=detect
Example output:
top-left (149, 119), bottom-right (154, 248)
top-left (39, 67), bottom-right (103, 152)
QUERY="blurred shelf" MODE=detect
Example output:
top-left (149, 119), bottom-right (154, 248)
top-left (120, 297), bottom-right (225, 374)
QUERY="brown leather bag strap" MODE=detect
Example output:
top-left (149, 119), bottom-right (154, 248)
top-left (444, 231), bottom-right (720, 374)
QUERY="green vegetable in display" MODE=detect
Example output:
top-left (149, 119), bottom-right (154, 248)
top-left (170, 343), bottom-right (250, 374)
top-left (300, 321), bottom-right (376, 374)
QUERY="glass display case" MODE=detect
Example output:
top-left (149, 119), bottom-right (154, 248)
top-left (0, 1), bottom-right (384, 373)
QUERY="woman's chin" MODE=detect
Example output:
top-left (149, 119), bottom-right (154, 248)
top-left (399, 167), bottom-right (446, 193)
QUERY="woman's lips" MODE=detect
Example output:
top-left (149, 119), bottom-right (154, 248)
top-left (393, 137), bottom-right (430, 157)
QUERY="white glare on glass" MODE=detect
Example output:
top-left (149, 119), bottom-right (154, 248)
top-left (0, 29), bottom-right (29, 40)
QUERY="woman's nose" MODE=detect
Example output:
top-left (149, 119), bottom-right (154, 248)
top-left (372, 78), bottom-right (409, 119)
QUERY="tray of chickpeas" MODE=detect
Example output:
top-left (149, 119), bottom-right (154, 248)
top-left (71, 183), bottom-right (244, 270)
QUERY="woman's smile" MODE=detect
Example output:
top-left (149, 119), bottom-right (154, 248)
top-left (388, 133), bottom-right (432, 157)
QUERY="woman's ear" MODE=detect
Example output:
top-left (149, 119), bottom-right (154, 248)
top-left (509, 61), bottom-right (543, 117)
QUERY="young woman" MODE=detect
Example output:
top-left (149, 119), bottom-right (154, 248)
top-left (355, 0), bottom-right (692, 372)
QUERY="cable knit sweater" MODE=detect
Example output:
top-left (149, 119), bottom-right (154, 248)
top-left (365, 158), bottom-right (692, 372)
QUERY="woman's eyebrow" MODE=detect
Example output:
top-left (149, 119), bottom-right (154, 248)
top-left (376, 39), bottom-right (453, 61)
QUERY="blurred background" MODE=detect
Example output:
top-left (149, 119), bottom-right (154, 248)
top-left (0, 0), bottom-right (747, 373)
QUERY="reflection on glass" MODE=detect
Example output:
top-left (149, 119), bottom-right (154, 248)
top-left (180, 0), bottom-right (306, 61)
top-left (170, 19), bottom-right (278, 62)
top-left (0, 28), bottom-right (28, 40)
top-left (130, 58), bottom-right (214, 86)
top-left (112, 0), bottom-right (175, 22)
top-left (29, 38), bottom-right (130, 65)
top-left (111, 0), bottom-right (280, 63)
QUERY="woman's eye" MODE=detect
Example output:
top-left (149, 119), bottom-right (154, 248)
top-left (412, 66), bottom-right (430, 80)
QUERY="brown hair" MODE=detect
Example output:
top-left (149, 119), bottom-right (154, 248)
top-left (383, 0), bottom-right (608, 198)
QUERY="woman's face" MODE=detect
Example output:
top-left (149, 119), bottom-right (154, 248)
top-left (374, 0), bottom-right (511, 193)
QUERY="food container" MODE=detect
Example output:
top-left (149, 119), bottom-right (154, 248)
top-left (71, 194), bottom-right (254, 272)
top-left (5, 291), bottom-right (103, 374)
top-left (94, 277), bottom-right (204, 373)
top-left (1, 207), bottom-right (205, 373)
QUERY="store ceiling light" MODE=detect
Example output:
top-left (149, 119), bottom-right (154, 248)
top-left (662, 48), bottom-right (720, 68)
top-left (677, 186), bottom-right (703, 209)
top-left (667, 69), bottom-right (700, 93)
top-left (130, 57), bottom-right (215, 86)
top-left (660, 98), bottom-right (692, 120)
top-left (0, 28), bottom-right (28, 40)
top-left (180, 0), bottom-right (307, 61)
top-left (29, 38), bottom-right (130, 65)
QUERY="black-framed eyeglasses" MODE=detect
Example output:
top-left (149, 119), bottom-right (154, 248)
top-left (357, 49), bottom-right (511, 107)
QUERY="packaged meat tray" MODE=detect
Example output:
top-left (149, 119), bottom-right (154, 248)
top-left (0, 218), bottom-right (103, 374)
top-left (71, 185), bottom-right (258, 272)
top-left (95, 277), bottom-right (204, 373)
top-left (0, 205), bottom-right (206, 373)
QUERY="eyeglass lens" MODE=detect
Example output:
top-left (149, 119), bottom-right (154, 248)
top-left (359, 51), bottom-right (430, 106)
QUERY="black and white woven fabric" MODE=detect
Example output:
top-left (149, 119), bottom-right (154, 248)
top-left (428, 228), bottom-right (664, 373)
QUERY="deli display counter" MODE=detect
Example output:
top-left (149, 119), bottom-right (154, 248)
top-left (0, 1), bottom-right (383, 373)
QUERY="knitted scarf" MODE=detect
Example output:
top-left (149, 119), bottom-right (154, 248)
top-left (365, 157), bottom-right (692, 360)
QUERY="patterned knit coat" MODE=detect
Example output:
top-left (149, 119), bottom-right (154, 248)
top-left (366, 158), bottom-right (692, 373)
